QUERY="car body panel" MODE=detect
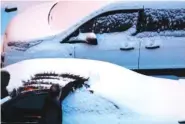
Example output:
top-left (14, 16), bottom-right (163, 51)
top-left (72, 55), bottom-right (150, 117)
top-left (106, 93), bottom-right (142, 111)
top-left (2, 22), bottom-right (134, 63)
top-left (139, 37), bottom-right (185, 69)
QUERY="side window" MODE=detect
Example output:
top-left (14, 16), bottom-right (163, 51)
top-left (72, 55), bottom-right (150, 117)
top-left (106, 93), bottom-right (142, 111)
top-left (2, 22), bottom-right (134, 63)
top-left (136, 8), bottom-right (185, 33)
top-left (61, 10), bottom-right (140, 44)
top-left (80, 11), bottom-right (138, 34)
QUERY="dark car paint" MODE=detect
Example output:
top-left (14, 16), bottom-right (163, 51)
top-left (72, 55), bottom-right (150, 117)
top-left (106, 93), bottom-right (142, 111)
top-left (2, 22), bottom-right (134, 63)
top-left (1, 90), bottom-right (49, 124)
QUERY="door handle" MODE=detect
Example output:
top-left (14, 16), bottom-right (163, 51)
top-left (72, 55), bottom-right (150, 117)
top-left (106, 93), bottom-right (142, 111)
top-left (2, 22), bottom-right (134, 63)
top-left (145, 45), bottom-right (160, 49)
top-left (120, 47), bottom-right (134, 51)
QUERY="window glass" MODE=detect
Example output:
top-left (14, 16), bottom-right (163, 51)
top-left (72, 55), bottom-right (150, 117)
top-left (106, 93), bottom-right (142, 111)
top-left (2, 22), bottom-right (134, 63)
top-left (80, 11), bottom-right (139, 34)
top-left (62, 11), bottom-right (139, 43)
top-left (137, 9), bottom-right (185, 32)
top-left (13, 94), bottom-right (47, 109)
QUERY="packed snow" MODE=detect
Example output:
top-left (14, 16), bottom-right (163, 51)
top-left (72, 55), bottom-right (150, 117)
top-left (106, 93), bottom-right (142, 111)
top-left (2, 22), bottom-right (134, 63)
top-left (1, 58), bottom-right (185, 124)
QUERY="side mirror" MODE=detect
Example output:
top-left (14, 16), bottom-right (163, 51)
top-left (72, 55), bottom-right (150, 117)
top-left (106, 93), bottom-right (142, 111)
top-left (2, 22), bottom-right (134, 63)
top-left (86, 37), bottom-right (98, 45)
top-left (61, 32), bottom-right (98, 45)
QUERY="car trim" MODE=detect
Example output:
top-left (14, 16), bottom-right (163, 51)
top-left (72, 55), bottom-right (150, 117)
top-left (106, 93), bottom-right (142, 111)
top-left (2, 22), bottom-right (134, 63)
top-left (134, 68), bottom-right (185, 77)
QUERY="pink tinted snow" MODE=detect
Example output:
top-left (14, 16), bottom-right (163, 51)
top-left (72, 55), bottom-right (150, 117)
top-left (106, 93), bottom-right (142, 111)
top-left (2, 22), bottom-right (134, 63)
top-left (49, 1), bottom-right (112, 31)
top-left (5, 2), bottom-right (58, 43)
top-left (4, 1), bottom-right (111, 43)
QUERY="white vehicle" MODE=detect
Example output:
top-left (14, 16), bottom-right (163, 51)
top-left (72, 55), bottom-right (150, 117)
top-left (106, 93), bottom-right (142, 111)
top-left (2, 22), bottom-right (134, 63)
top-left (2, 1), bottom-right (185, 75)
top-left (1, 58), bottom-right (185, 124)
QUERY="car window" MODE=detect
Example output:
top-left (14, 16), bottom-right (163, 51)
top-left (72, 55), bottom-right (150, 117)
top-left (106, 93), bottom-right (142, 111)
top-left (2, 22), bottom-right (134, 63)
top-left (80, 11), bottom-right (138, 34)
top-left (62, 10), bottom-right (140, 43)
top-left (13, 93), bottom-right (47, 109)
top-left (136, 8), bottom-right (185, 35)
top-left (63, 8), bottom-right (185, 43)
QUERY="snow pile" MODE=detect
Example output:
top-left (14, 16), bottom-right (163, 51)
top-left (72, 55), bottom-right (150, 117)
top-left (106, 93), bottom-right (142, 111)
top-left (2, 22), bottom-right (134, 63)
top-left (2, 58), bottom-right (185, 123)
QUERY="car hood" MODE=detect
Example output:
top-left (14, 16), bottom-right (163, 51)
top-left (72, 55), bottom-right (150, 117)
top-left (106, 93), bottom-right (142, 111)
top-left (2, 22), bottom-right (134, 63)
top-left (3, 1), bottom-right (112, 44)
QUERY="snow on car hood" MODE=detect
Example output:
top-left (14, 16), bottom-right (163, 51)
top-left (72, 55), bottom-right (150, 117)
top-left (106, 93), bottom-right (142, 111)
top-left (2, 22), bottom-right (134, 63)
top-left (1, 58), bottom-right (185, 122)
top-left (4, 1), bottom-right (112, 43)
top-left (4, 2), bottom-right (59, 43)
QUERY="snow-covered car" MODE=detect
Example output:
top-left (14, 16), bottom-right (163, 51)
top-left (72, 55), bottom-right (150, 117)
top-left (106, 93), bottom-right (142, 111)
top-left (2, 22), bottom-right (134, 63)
top-left (2, 1), bottom-right (185, 75)
top-left (1, 58), bottom-right (185, 124)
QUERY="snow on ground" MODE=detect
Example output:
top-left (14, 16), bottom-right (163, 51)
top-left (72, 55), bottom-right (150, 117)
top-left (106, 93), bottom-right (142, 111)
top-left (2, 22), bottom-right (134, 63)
top-left (2, 58), bottom-right (185, 124)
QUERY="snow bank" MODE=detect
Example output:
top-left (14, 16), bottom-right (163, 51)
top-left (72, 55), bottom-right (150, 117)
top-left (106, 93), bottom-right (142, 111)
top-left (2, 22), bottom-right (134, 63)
top-left (2, 58), bottom-right (185, 122)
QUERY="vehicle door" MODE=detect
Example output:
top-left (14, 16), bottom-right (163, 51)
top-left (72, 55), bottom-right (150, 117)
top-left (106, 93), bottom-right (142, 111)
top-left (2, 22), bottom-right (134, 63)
top-left (62, 10), bottom-right (141, 69)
